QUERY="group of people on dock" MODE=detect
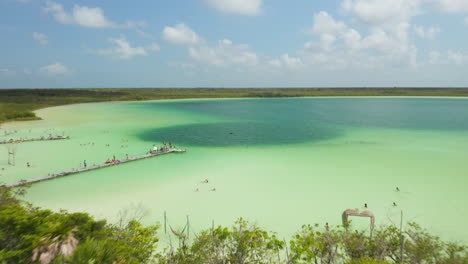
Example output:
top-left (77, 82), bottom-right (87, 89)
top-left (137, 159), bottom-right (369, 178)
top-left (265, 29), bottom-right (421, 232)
top-left (105, 155), bottom-right (121, 164)
top-left (149, 141), bottom-right (174, 154)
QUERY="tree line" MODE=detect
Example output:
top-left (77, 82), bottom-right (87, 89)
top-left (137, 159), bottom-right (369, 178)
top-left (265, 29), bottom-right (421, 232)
top-left (0, 187), bottom-right (466, 264)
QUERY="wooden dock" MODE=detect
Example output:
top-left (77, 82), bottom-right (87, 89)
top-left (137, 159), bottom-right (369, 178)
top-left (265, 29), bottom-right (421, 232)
top-left (2, 148), bottom-right (186, 188)
top-left (0, 135), bottom-right (70, 144)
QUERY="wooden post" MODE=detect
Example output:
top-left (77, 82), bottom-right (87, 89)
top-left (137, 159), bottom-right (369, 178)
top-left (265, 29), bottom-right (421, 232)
top-left (400, 210), bottom-right (403, 232)
top-left (164, 211), bottom-right (167, 234)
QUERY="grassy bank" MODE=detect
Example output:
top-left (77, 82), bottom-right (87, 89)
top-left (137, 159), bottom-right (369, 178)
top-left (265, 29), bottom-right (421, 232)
top-left (1, 88), bottom-right (468, 123)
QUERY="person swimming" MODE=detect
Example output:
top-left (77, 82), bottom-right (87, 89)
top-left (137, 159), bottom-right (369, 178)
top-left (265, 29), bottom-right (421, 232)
top-left (396, 187), bottom-right (400, 192)
top-left (364, 203), bottom-right (368, 208)
top-left (393, 202), bottom-right (397, 207)
top-left (202, 179), bottom-right (208, 183)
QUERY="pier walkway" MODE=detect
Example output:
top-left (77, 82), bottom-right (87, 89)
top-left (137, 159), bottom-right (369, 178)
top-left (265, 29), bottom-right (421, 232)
top-left (0, 135), bottom-right (70, 144)
top-left (2, 148), bottom-right (186, 188)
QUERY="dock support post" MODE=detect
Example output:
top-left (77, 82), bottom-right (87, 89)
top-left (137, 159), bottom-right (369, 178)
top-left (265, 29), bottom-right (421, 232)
top-left (400, 210), bottom-right (403, 232)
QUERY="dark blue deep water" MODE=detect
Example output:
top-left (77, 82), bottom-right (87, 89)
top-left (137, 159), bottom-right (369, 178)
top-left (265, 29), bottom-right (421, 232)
top-left (138, 98), bottom-right (468, 146)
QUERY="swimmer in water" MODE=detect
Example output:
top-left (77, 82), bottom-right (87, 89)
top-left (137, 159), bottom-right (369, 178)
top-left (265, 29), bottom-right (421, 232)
top-left (393, 202), bottom-right (397, 207)
top-left (396, 187), bottom-right (400, 192)
top-left (202, 179), bottom-right (208, 183)
top-left (364, 203), bottom-right (368, 208)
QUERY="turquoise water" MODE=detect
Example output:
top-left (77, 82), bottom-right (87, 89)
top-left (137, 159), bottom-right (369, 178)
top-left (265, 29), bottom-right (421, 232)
top-left (1, 97), bottom-right (467, 242)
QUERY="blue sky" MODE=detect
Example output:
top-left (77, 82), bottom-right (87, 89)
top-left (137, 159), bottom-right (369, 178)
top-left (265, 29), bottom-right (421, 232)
top-left (1, 0), bottom-right (468, 88)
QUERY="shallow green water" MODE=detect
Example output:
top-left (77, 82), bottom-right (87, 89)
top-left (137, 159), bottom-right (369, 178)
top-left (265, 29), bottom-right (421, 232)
top-left (1, 97), bottom-right (467, 242)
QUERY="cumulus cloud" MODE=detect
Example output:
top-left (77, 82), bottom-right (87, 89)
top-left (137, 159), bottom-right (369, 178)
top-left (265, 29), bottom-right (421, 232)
top-left (162, 24), bottom-right (203, 46)
top-left (302, 11), bottom-right (418, 70)
top-left (43, 1), bottom-right (140, 29)
top-left (0, 69), bottom-right (16, 77)
top-left (432, 0), bottom-right (468, 12)
top-left (188, 39), bottom-right (258, 67)
top-left (312, 11), bottom-right (346, 35)
top-left (148, 43), bottom-right (161, 52)
top-left (429, 50), bottom-right (441, 64)
top-left (267, 54), bottom-right (304, 69)
top-left (72, 5), bottom-right (114, 28)
top-left (206, 0), bottom-right (262, 15)
top-left (310, 11), bottom-right (410, 54)
top-left (97, 36), bottom-right (159, 60)
top-left (23, 68), bottom-right (32, 75)
top-left (448, 50), bottom-right (468, 65)
top-left (279, 54), bottom-right (304, 69)
top-left (414, 25), bottom-right (440, 39)
top-left (268, 59), bottom-right (282, 67)
top-left (33, 32), bottom-right (48, 45)
top-left (341, 0), bottom-right (422, 26)
top-left (40, 62), bottom-right (70, 75)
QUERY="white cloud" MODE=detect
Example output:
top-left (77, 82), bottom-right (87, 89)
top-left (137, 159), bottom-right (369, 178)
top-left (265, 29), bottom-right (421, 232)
top-left (268, 59), bottom-right (282, 67)
top-left (97, 36), bottom-right (159, 60)
top-left (310, 12), bottom-right (411, 55)
top-left (189, 39), bottom-right (258, 67)
top-left (162, 24), bottom-right (203, 46)
top-left (44, 1), bottom-right (139, 29)
top-left (432, 0), bottom-right (468, 12)
top-left (341, 0), bottom-right (422, 26)
top-left (342, 28), bottom-right (362, 49)
top-left (206, 0), bottom-right (262, 15)
top-left (72, 5), bottom-right (114, 28)
top-left (148, 43), bottom-right (161, 52)
top-left (136, 29), bottom-right (156, 40)
top-left (414, 25), bottom-right (440, 39)
top-left (23, 68), bottom-right (32, 75)
top-left (0, 69), bottom-right (16, 77)
top-left (302, 11), bottom-right (418, 70)
top-left (40, 62), bottom-right (70, 75)
top-left (44, 1), bottom-right (74, 24)
top-left (429, 50), bottom-right (441, 64)
top-left (280, 54), bottom-right (304, 69)
top-left (33, 32), bottom-right (48, 45)
top-left (312, 11), bottom-right (346, 35)
top-left (267, 54), bottom-right (304, 69)
top-left (448, 50), bottom-right (468, 65)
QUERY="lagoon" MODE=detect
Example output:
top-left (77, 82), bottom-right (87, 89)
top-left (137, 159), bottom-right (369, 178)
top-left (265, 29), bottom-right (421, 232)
top-left (1, 97), bottom-right (467, 242)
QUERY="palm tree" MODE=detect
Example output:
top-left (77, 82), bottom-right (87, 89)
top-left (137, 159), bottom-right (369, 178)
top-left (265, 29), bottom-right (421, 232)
top-left (32, 228), bottom-right (79, 264)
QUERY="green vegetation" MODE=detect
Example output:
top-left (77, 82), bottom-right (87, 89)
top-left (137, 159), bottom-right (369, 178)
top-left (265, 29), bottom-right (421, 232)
top-left (0, 187), bottom-right (466, 264)
top-left (1, 88), bottom-right (468, 123)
